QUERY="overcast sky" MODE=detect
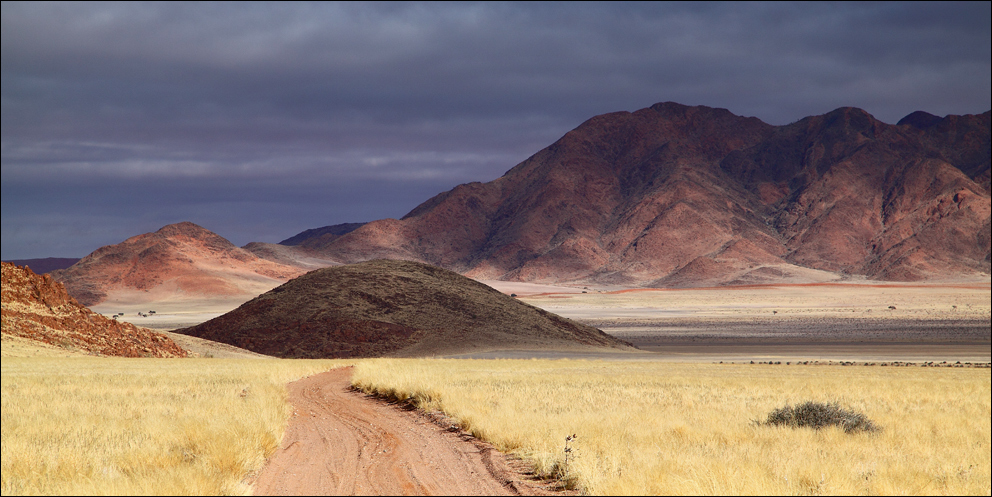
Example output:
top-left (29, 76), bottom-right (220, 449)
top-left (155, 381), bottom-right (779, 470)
top-left (2, 2), bottom-right (990, 260)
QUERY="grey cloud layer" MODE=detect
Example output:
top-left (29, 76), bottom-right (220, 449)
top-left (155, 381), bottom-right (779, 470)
top-left (2, 2), bottom-right (989, 259)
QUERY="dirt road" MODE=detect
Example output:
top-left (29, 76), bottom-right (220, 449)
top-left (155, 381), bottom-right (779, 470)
top-left (252, 368), bottom-right (560, 496)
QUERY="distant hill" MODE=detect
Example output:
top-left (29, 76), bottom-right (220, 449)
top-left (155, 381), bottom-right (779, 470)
top-left (1, 262), bottom-right (187, 357)
top-left (241, 242), bottom-right (342, 270)
top-left (1, 258), bottom-right (80, 274)
top-left (176, 259), bottom-right (633, 358)
top-left (50, 222), bottom-right (309, 306)
top-left (299, 103), bottom-right (989, 286)
top-left (278, 222), bottom-right (367, 246)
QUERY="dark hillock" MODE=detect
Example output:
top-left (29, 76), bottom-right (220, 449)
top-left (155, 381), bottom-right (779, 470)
top-left (176, 259), bottom-right (633, 358)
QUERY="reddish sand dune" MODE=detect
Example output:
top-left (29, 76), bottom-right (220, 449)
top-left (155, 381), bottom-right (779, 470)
top-left (253, 368), bottom-right (562, 496)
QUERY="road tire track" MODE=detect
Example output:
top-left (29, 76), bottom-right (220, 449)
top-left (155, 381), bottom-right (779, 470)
top-left (252, 367), bottom-right (564, 496)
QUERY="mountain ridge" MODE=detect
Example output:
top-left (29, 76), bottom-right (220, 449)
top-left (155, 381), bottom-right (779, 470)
top-left (50, 103), bottom-right (991, 306)
top-left (302, 103), bottom-right (989, 286)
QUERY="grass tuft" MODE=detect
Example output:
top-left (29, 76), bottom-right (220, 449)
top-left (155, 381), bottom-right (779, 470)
top-left (764, 401), bottom-right (880, 433)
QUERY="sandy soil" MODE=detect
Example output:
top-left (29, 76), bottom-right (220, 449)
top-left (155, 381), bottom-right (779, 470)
top-left (158, 331), bottom-right (273, 359)
top-left (509, 282), bottom-right (991, 363)
top-left (521, 282), bottom-right (991, 319)
top-left (477, 280), bottom-right (598, 296)
top-left (252, 368), bottom-right (564, 496)
top-left (90, 297), bottom-right (251, 331)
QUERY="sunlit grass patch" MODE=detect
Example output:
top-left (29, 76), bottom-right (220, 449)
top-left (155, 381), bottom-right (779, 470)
top-left (352, 359), bottom-right (991, 495)
top-left (1, 357), bottom-right (348, 495)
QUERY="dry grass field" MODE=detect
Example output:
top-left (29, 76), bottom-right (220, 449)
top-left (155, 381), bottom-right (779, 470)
top-left (352, 359), bottom-right (991, 495)
top-left (0, 357), bottom-right (349, 495)
top-left (3, 282), bottom-right (989, 495)
top-left (3, 355), bottom-right (990, 495)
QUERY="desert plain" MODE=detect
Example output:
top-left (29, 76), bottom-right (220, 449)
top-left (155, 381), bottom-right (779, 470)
top-left (510, 280), bottom-right (991, 364)
top-left (92, 278), bottom-right (991, 364)
top-left (3, 278), bottom-right (990, 495)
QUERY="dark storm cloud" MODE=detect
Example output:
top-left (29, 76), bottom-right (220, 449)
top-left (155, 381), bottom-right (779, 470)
top-left (2, 2), bottom-right (990, 259)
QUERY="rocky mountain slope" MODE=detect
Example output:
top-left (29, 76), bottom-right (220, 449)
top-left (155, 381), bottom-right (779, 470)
top-left (1, 262), bottom-right (187, 357)
top-left (0, 258), bottom-right (80, 274)
top-left (301, 103), bottom-right (989, 286)
top-left (277, 222), bottom-right (367, 247)
top-left (50, 222), bottom-right (309, 306)
top-left (176, 259), bottom-right (633, 358)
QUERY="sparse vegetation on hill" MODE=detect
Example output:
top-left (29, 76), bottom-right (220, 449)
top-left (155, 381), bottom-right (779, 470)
top-left (176, 259), bottom-right (632, 358)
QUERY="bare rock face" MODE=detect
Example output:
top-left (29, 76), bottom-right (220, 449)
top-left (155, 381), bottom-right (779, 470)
top-left (50, 222), bottom-right (309, 306)
top-left (725, 107), bottom-right (991, 280)
top-left (176, 259), bottom-right (633, 358)
top-left (1, 262), bottom-right (187, 357)
top-left (303, 103), bottom-right (990, 285)
top-left (0, 258), bottom-right (79, 274)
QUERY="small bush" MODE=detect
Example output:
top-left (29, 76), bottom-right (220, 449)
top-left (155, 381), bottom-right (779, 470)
top-left (763, 401), bottom-right (880, 434)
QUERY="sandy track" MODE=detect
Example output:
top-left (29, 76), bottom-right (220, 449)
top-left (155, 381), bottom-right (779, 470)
top-left (253, 368), bottom-right (559, 496)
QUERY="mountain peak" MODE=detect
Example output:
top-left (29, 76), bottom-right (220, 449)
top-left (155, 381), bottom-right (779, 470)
top-left (822, 106), bottom-right (877, 126)
top-left (898, 110), bottom-right (943, 129)
top-left (50, 223), bottom-right (308, 306)
top-left (155, 221), bottom-right (220, 239)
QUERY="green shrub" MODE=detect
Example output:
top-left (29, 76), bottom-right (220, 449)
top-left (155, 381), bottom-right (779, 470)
top-left (764, 401), bottom-right (880, 434)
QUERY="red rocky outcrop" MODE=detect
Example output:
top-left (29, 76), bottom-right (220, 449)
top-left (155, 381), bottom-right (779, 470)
top-left (2, 262), bottom-right (187, 357)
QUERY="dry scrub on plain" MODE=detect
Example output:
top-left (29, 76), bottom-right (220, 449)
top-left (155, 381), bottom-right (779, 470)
top-left (4, 356), bottom-right (989, 495)
top-left (352, 359), bottom-right (991, 495)
top-left (1, 357), bottom-right (348, 495)
top-left (523, 283), bottom-right (992, 320)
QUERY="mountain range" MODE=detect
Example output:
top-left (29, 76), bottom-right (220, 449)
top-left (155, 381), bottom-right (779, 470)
top-left (46, 102), bottom-right (990, 304)
top-left (296, 103), bottom-right (990, 286)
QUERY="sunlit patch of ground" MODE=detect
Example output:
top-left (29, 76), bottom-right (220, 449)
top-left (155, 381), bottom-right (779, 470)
top-left (352, 358), bottom-right (992, 495)
top-left (1, 357), bottom-right (349, 495)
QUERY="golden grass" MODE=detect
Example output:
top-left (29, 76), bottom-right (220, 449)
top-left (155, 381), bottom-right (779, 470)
top-left (352, 359), bottom-right (991, 495)
top-left (1, 357), bottom-right (348, 495)
top-left (1, 333), bottom-right (93, 358)
top-left (5, 355), bottom-right (989, 495)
